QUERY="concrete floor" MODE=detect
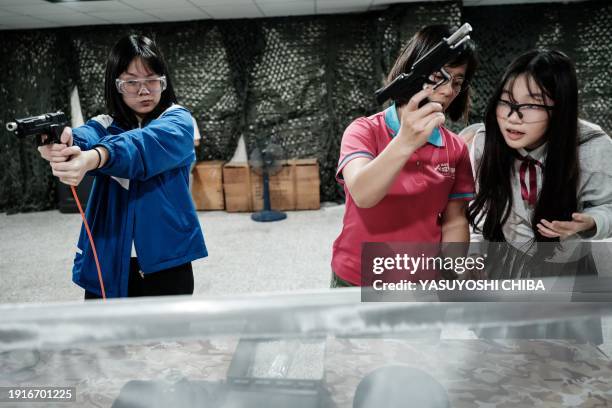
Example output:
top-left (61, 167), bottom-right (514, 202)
top-left (0, 203), bottom-right (343, 303)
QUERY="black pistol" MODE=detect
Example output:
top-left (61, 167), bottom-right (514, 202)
top-left (6, 111), bottom-right (69, 146)
top-left (375, 23), bottom-right (473, 105)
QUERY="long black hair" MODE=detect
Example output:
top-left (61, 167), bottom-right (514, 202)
top-left (386, 24), bottom-right (479, 122)
top-left (468, 49), bottom-right (579, 242)
top-left (104, 34), bottom-right (177, 129)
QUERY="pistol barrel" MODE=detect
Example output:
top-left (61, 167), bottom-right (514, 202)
top-left (445, 23), bottom-right (472, 47)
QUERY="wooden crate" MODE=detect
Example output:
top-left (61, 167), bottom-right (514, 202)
top-left (251, 161), bottom-right (296, 211)
top-left (191, 161), bottom-right (225, 210)
top-left (294, 159), bottom-right (320, 210)
top-left (223, 159), bottom-right (320, 212)
top-left (222, 162), bottom-right (253, 212)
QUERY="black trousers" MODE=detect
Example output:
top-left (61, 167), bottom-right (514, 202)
top-left (85, 257), bottom-right (194, 299)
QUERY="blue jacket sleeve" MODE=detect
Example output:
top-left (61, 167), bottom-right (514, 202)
top-left (93, 107), bottom-right (195, 181)
top-left (72, 119), bottom-right (109, 151)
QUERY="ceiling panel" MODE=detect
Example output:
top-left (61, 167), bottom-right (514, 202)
top-left (189, 0), bottom-right (254, 5)
top-left (86, 10), bottom-right (160, 23)
top-left (317, 0), bottom-right (372, 6)
top-left (316, 0), bottom-right (373, 14)
top-left (57, 1), bottom-right (135, 13)
top-left (119, 0), bottom-right (196, 8)
top-left (317, 6), bottom-right (369, 14)
top-left (2, 3), bottom-right (79, 15)
top-left (40, 12), bottom-right (106, 25)
top-left (0, 0), bottom-right (48, 5)
top-left (0, 14), bottom-right (56, 29)
top-left (199, 2), bottom-right (264, 19)
top-left (0, 0), bottom-right (592, 30)
top-left (146, 7), bottom-right (212, 21)
top-left (258, 1), bottom-right (315, 17)
top-left (0, 9), bottom-right (20, 17)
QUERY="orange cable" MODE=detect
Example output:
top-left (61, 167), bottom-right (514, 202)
top-left (70, 186), bottom-right (106, 300)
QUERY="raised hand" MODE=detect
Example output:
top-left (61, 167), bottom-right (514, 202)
top-left (537, 213), bottom-right (596, 239)
top-left (37, 127), bottom-right (73, 163)
top-left (396, 88), bottom-right (445, 150)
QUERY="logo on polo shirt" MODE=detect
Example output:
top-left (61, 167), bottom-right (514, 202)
top-left (435, 163), bottom-right (455, 178)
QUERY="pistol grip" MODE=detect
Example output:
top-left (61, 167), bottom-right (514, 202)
top-left (38, 124), bottom-right (66, 146)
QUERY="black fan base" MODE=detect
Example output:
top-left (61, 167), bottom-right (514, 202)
top-left (251, 210), bottom-right (287, 222)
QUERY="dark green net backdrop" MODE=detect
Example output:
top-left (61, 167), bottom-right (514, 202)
top-left (463, 2), bottom-right (612, 130)
top-left (0, 31), bottom-right (72, 213)
top-left (1, 1), bottom-right (610, 213)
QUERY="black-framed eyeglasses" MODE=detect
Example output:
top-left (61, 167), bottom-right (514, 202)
top-left (496, 99), bottom-right (554, 123)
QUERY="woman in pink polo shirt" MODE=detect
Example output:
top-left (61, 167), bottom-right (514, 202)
top-left (331, 25), bottom-right (479, 287)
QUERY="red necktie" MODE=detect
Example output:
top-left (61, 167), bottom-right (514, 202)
top-left (518, 156), bottom-right (542, 207)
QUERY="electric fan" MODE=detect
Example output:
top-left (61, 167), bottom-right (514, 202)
top-left (249, 143), bottom-right (287, 222)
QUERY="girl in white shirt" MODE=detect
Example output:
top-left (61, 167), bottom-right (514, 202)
top-left (469, 49), bottom-right (612, 267)
top-left (467, 49), bottom-right (612, 343)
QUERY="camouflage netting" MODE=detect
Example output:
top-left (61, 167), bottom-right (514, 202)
top-left (463, 2), bottom-right (612, 128)
top-left (0, 0), bottom-right (610, 213)
top-left (0, 31), bottom-right (72, 213)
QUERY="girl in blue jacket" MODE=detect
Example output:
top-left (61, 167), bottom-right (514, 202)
top-left (38, 34), bottom-right (207, 298)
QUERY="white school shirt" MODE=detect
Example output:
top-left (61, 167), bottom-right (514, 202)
top-left (469, 130), bottom-right (546, 247)
top-left (469, 130), bottom-right (589, 262)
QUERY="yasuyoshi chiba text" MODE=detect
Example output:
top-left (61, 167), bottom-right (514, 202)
top-left (372, 279), bottom-right (546, 291)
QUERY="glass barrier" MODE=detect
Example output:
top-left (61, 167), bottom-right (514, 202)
top-left (1, 286), bottom-right (611, 407)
